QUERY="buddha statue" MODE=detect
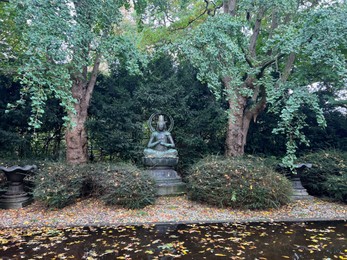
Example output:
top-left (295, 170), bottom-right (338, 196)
top-left (143, 115), bottom-right (178, 158)
top-left (143, 113), bottom-right (185, 196)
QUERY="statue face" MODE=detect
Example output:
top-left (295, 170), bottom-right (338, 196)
top-left (157, 122), bottom-right (165, 130)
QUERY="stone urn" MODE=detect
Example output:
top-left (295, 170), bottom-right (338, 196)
top-left (0, 165), bottom-right (37, 209)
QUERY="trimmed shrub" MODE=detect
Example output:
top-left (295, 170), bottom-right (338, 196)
top-left (187, 156), bottom-right (292, 209)
top-left (31, 162), bottom-right (157, 209)
top-left (299, 150), bottom-right (347, 201)
top-left (323, 174), bottom-right (347, 203)
top-left (32, 163), bottom-right (86, 208)
top-left (94, 164), bottom-right (157, 209)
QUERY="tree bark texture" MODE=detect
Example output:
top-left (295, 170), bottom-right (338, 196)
top-left (65, 122), bottom-right (88, 164)
top-left (223, 77), bottom-right (267, 157)
top-left (225, 91), bottom-right (248, 157)
top-left (65, 55), bottom-right (101, 164)
top-left (65, 82), bottom-right (89, 164)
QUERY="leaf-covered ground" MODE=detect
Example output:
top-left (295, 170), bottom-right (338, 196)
top-left (0, 196), bottom-right (346, 228)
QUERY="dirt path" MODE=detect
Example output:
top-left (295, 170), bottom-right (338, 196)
top-left (0, 196), bottom-right (346, 228)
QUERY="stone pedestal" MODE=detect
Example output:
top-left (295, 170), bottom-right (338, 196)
top-left (277, 163), bottom-right (313, 201)
top-left (143, 157), bottom-right (186, 196)
top-left (0, 165), bottom-right (36, 209)
top-left (0, 182), bottom-right (32, 209)
top-left (290, 176), bottom-right (313, 201)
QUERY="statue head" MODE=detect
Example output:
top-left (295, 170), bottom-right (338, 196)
top-left (157, 115), bottom-right (167, 131)
top-left (148, 112), bottom-right (174, 133)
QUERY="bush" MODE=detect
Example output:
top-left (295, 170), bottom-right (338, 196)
top-left (187, 156), bottom-right (292, 210)
top-left (31, 162), bottom-right (157, 209)
top-left (323, 174), bottom-right (347, 203)
top-left (95, 164), bottom-right (157, 209)
top-left (299, 150), bottom-right (347, 201)
top-left (32, 163), bottom-right (86, 208)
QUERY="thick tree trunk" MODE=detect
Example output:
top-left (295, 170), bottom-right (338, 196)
top-left (65, 55), bottom-right (101, 164)
top-left (225, 92), bottom-right (249, 156)
top-left (221, 1), bottom-right (267, 157)
top-left (65, 122), bottom-right (88, 163)
top-left (224, 77), bottom-right (266, 157)
top-left (65, 82), bottom-right (89, 164)
top-left (221, 0), bottom-right (294, 157)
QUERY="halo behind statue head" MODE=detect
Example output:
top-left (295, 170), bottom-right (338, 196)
top-left (148, 113), bottom-right (174, 132)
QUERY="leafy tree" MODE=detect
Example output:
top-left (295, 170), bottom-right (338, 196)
top-left (87, 71), bottom-right (143, 162)
top-left (134, 55), bottom-right (227, 169)
top-left (0, 73), bottom-right (66, 159)
top-left (246, 106), bottom-right (347, 157)
top-left (300, 88), bottom-right (347, 153)
top-left (0, 1), bottom-right (23, 75)
top-left (88, 54), bottom-right (226, 169)
top-left (139, 0), bottom-right (347, 167)
top-left (8, 0), bottom-right (145, 164)
top-left (0, 74), bottom-right (32, 157)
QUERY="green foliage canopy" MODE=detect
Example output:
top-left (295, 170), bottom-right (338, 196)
top-left (88, 54), bottom-right (226, 168)
top-left (8, 0), bottom-right (145, 129)
top-left (139, 0), bottom-right (347, 167)
top-left (0, 1), bottom-right (23, 74)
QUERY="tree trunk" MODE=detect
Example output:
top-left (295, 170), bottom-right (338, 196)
top-left (225, 91), bottom-right (250, 157)
top-left (65, 118), bottom-right (88, 164)
top-left (65, 55), bottom-right (101, 164)
top-left (221, 0), bottom-right (294, 157)
top-left (65, 82), bottom-right (89, 164)
top-left (224, 78), bottom-right (266, 157)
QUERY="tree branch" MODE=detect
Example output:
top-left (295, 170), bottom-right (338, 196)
top-left (210, 0), bottom-right (224, 16)
top-left (329, 99), bottom-right (347, 108)
top-left (249, 84), bottom-right (267, 122)
top-left (270, 10), bottom-right (278, 33)
top-left (84, 53), bottom-right (101, 107)
top-left (267, 10), bottom-right (279, 56)
top-left (223, 0), bottom-right (237, 16)
top-left (249, 8), bottom-right (265, 58)
top-left (240, 45), bottom-right (254, 67)
top-left (281, 52), bottom-right (295, 82)
top-left (256, 54), bottom-right (285, 79)
top-left (171, 0), bottom-right (210, 31)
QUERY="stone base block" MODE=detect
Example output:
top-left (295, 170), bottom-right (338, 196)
top-left (0, 195), bottom-right (32, 209)
top-left (157, 181), bottom-right (186, 196)
top-left (291, 195), bottom-right (314, 200)
top-left (291, 177), bottom-right (314, 200)
top-left (146, 168), bottom-right (186, 196)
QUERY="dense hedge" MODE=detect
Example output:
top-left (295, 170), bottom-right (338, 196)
top-left (299, 150), bottom-right (347, 202)
top-left (323, 174), bottom-right (347, 203)
top-left (92, 164), bottom-right (157, 209)
top-left (187, 156), bottom-right (292, 209)
top-left (31, 162), bottom-right (157, 209)
top-left (32, 163), bottom-right (85, 208)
